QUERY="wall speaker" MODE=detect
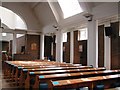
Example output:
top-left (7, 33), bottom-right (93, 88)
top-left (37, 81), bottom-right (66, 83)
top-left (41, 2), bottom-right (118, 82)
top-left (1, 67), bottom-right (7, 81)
top-left (105, 27), bottom-right (113, 36)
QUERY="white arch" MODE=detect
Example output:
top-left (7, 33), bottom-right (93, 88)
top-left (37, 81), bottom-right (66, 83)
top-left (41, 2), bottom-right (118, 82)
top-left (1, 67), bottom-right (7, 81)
top-left (0, 6), bottom-right (27, 30)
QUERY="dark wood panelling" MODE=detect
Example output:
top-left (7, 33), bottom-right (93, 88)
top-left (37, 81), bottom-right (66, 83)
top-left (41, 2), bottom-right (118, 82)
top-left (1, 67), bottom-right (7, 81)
top-left (74, 31), bottom-right (80, 64)
top-left (1, 41), bottom-right (9, 52)
top-left (53, 35), bottom-right (56, 61)
top-left (78, 40), bottom-right (87, 66)
top-left (26, 34), bottom-right (40, 59)
top-left (14, 54), bottom-right (34, 60)
top-left (10, 40), bottom-right (12, 55)
top-left (98, 25), bottom-right (104, 67)
top-left (44, 36), bottom-right (52, 59)
top-left (118, 38), bottom-right (120, 69)
top-left (16, 35), bottom-right (25, 53)
top-left (63, 32), bottom-right (70, 63)
top-left (111, 22), bottom-right (120, 69)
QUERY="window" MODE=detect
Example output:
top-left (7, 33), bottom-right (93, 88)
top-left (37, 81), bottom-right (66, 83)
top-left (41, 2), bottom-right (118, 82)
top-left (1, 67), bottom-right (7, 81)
top-left (62, 32), bottom-right (67, 42)
top-left (78, 28), bottom-right (88, 41)
top-left (16, 34), bottom-right (24, 38)
top-left (2, 33), bottom-right (7, 36)
top-left (58, 0), bottom-right (83, 19)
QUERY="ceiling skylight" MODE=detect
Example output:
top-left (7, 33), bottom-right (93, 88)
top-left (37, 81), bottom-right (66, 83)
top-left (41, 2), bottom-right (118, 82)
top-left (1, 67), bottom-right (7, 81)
top-left (58, 0), bottom-right (83, 19)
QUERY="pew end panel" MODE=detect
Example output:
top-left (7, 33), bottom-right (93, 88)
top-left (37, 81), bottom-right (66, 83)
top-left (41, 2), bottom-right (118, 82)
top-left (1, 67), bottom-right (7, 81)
top-left (33, 75), bottom-right (40, 89)
top-left (48, 80), bottom-right (54, 90)
top-left (25, 71), bottom-right (31, 88)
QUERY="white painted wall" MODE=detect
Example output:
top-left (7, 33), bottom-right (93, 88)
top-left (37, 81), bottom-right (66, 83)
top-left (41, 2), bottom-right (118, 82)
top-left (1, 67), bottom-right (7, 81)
top-left (2, 33), bottom-right (13, 41)
top-left (42, 22), bottom-right (58, 34)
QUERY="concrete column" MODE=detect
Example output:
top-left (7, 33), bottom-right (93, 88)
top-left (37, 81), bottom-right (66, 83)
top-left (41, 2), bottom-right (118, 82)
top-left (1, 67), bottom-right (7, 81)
top-left (0, 28), bottom-right (2, 90)
top-left (0, 17), bottom-right (2, 85)
top-left (87, 20), bottom-right (98, 68)
top-left (40, 34), bottom-right (44, 60)
top-left (51, 42), bottom-right (53, 56)
top-left (104, 23), bottom-right (111, 70)
top-left (12, 32), bottom-right (17, 55)
top-left (56, 30), bottom-right (63, 62)
top-left (70, 31), bottom-right (74, 64)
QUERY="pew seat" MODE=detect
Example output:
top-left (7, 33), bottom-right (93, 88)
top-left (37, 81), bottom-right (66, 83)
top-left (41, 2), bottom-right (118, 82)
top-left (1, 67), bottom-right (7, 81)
top-left (49, 74), bottom-right (120, 90)
top-left (33, 70), bottom-right (120, 89)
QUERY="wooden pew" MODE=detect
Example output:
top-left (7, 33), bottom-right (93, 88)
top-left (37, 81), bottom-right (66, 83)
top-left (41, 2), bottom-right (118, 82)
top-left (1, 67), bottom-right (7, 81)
top-left (5, 60), bottom-right (78, 67)
top-left (4, 60), bottom-right (91, 79)
top-left (3, 61), bottom-right (18, 79)
top-left (48, 74), bottom-right (120, 90)
top-left (3, 61), bottom-right (92, 87)
top-left (7, 61), bottom-right (81, 82)
top-left (33, 70), bottom-right (120, 89)
top-left (19, 66), bottom-right (94, 86)
top-left (24, 67), bottom-right (105, 88)
top-left (14, 65), bottom-right (92, 86)
top-left (6, 60), bottom-right (85, 78)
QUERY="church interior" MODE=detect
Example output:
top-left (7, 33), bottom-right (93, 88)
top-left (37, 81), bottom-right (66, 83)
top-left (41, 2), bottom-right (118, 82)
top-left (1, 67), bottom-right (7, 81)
top-left (0, 1), bottom-right (120, 90)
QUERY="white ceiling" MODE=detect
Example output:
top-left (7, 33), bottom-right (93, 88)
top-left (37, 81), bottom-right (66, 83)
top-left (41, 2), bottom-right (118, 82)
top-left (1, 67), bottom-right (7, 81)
top-left (28, 2), bottom-right (57, 26)
top-left (26, 2), bottom-right (105, 26)
top-left (2, 2), bottom-right (110, 33)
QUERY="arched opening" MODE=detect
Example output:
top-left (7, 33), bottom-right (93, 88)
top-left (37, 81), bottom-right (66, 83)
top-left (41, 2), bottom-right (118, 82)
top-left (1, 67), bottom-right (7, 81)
top-left (0, 6), bottom-right (27, 29)
top-left (0, 6), bottom-right (27, 61)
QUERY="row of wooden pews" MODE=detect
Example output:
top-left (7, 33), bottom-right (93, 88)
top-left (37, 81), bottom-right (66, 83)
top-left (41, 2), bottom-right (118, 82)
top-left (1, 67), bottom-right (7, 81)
top-left (3, 60), bottom-right (92, 86)
top-left (3, 60), bottom-right (120, 90)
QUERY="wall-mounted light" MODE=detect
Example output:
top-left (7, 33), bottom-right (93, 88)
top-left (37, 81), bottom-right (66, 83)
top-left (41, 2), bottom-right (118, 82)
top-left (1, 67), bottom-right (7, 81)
top-left (83, 13), bottom-right (93, 22)
top-left (53, 25), bottom-right (59, 31)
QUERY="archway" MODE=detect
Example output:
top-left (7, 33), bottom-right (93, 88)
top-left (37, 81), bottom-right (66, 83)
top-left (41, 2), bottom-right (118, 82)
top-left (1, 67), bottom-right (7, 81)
top-left (0, 6), bottom-right (27, 29)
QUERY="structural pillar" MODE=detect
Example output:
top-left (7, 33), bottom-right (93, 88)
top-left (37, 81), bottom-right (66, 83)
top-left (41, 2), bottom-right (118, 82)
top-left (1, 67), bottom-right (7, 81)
top-left (40, 34), bottom-right (44, 60)
top-left (0, 21), bottom-right (2, 90)
top-left (87, 20), bottom-right (98, 68)
top-left (70, 31), bottom-right (74, 64)
top-left (104, 23), bottom-right (111, 70)
top-left (12, 32), bottom-right (17, 55)
top-left (56, 30), bottom-right (63, 62)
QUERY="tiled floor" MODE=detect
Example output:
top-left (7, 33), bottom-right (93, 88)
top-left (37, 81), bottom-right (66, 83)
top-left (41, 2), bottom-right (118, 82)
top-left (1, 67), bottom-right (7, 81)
top-left (0, 70), bottom-right (19, 90)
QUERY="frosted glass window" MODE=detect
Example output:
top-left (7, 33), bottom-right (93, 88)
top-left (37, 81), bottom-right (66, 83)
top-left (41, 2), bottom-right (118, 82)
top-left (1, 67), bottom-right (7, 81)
top-left (78, 28), bottom-right (88, 41)
top-left (16, 34), bottom-right (24, 38)
top-left (62, 32), bottom-right (67, 42)
top-left (58, 0), bottom-right (83, 19)
top-left (2, 33), bottom-right (7, 36)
